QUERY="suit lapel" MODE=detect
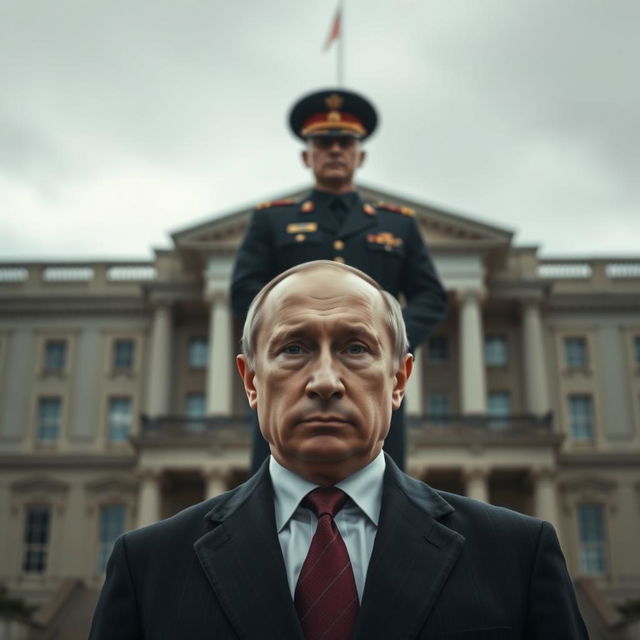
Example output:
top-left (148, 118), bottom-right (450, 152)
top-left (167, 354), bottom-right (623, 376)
top-left (355, 459), bottom-right (465, 639)
top-left (193, 466), bottom-right (303, 640)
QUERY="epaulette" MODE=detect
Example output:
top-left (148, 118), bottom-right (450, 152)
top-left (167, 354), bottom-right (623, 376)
top-left (376, 201), bottom-right (415, 217)
top-left (255, 198), bottom-right (297, 210)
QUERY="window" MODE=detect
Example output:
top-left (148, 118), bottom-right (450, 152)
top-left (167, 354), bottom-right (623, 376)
top-left (487, 392), bottom-right (511, 429)
top-left (427, 393), bottom-right (450, 426)
top-left (37, 397), bottom-right (61, 443)
top-left (97, 505), bottom-right (126, 574)
top-left (577, 504), bottom-right (607, 575)
top-left (187, 337), bottom-right (208, 368)
top-left (186, 392), bottom-right (206, 432)
top-left (565, 337), bottom-right (588, 369)
top-left (186, 392), bottom-right (206, 417)
top-left (107, 397), bottom-right (132, 443)
top-left (22, 505), bottom-right (51, 574)
top-left (485, 335), bottom-right (508, 367)
top-left (113, 339), bottom-right (134, 371)
top-left (568, 394), bottom-right (594, 441)
top-left (427, 335), bottom-right (449, 363)
top-left (44, 340), bottom-right (66, 372)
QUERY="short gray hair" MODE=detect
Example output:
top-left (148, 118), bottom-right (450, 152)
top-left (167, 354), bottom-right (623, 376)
top-left (241, 260), bottom-right (409, 367)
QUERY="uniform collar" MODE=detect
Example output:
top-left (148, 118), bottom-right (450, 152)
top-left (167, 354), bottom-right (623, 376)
top-left (310, 188), bottom-right (360, 209)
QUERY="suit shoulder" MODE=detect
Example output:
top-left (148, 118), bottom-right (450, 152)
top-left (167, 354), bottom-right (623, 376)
top-left (439, 490), bottom-right (544, 532)
top-left (374, 200), bottom-right (416, 217)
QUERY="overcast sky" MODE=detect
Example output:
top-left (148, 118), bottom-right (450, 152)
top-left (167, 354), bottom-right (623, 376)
top-left (1, 0), bottom-right (638, 260)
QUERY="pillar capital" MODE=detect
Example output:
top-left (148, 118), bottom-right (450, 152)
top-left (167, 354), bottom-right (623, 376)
top-left (454, 288), bottom-right (486, 305)
top-left (204, 284), bottom-right (229, 304)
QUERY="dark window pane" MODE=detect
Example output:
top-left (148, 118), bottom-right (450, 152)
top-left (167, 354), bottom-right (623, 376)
top-left (44, 340), bottom-right (66, 371)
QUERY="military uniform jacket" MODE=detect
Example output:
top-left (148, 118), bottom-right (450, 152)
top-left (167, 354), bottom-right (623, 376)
top-left (231, 189), bottom-right (447, 350)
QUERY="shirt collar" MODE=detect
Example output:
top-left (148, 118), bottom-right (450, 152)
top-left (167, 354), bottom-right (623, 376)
top-left (270, 452), bottom-right (386, 532)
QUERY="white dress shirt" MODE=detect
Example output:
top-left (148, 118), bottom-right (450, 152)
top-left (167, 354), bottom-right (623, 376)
top-left (269, 452), bottom-right (385, 601)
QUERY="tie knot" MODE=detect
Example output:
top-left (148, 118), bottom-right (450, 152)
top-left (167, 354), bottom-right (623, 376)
top-left (302, 487), bottom-right (348, 518)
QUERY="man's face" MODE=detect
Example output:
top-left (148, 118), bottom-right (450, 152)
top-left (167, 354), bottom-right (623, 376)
top-left (236, 267), bottom-right (412, 484)
top-left (301, 135), bottom-right (366, 190)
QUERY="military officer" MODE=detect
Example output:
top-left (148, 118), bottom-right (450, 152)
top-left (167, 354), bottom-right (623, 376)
top-left (231, 87), bottom-right (447, 472)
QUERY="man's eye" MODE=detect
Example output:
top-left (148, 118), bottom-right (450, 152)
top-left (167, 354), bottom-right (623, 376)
top-left (282, 344), bottom-right (303, 355)
top-left (345, 344), bottom-right (367, 354)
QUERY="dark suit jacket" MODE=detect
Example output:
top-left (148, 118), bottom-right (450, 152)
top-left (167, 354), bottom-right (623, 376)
top-left (89, 458), bottom-right (587, 639)
top-left (230, 190), bottom-right (447, 350)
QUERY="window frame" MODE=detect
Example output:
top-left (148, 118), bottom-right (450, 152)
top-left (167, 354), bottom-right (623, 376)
top-left (106, 396), bottom-right (133, 443)
top-left (576, 503), bottom-right (608, 576)
top-left (96, 504), bottom-right (127, 575)
top-left (427, 335), bottom-right (449, 363)
top-left (36, 396), bottom-right (62, 444)
top-left (484, 335), bottom-right (508, 368)
top-left (568, 394), bottom-right (595, 442)
top-left (564, 336), bottom-right (589, 370)
top-left (112, 338), bottom-right (135, 372)
top-left (22, 504), bottom-right (52, 575)
top-left (187, 336), bottom-right (208, 369)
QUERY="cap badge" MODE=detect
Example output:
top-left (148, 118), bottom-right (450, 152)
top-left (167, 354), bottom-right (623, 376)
top-left (325, 93), bottom-right (344, 110)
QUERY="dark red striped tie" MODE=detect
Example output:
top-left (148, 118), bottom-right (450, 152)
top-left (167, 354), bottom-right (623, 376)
top-left (294, 487), bottom-right (359, 640)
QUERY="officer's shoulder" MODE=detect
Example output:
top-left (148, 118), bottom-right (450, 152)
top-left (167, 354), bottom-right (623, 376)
top-left (373, 200), bottom-right (416, 217)
top-left (254, 198), bottom-right (298, 211)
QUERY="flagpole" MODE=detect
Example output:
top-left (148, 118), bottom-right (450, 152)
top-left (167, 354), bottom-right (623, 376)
top-left (337, 0), bottom-right (344, 86)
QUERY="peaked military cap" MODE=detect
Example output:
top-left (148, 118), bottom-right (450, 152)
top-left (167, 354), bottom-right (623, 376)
top-left (288, 88), bottom-right (378, 141)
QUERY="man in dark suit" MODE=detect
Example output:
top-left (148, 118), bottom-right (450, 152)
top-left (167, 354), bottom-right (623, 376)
top-left (90, 261), bottom-right (587, 640)
top-left (231, 88), bottom-right (447, 473)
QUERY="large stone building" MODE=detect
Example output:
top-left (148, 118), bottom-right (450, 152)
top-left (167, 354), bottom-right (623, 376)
top-left (1, 185), bottom-right (639, 639)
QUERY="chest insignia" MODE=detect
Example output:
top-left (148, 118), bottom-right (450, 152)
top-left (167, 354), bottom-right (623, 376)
top-left (367, 232), bottom-right (403, 250)
top-left (287, 222), bottom-right (318, 234)
top-left (301, 200), bottom-right (315, 213)
top-left (362, 203), bottom-right (376, 216)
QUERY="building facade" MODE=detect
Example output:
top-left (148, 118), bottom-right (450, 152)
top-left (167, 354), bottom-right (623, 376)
top-left (1, 185), bottom-right (639, 638)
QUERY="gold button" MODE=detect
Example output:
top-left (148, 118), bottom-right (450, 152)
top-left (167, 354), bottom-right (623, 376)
top-left (333, 239), bottom-right (345, 251)
top-left (295, 233), bottom-right (306, 242)
top-left (333, 256), bottom-right (345, 264)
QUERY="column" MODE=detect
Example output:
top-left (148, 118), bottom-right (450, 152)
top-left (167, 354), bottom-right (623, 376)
top-left (522, 299), bottom-right (550, 415)
top-left (464, 468), bottom-right (489, 503)
top-left (405, 346), bottom-right (424, 416)
top-left (206, 290), bottom-right (233, 416)
top-left (204, 469), bottom-right (227, 499)
top-left (458, 291), bottom-right (487, 414)
top-left (146, 304), bottom-right (172, 416)
top-left (136, 470), bottom-right (161, 528)
top-left (532, 467), bottom-right (560, 531)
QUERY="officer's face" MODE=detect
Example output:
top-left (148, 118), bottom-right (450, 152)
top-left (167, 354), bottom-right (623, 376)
top-left (236, 265), bottom-right (411, 485)
top-left (302, 136), bottom-right (366, 189)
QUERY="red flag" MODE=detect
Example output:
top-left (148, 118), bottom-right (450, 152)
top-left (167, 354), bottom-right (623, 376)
top-left (323, 7), bottom-right (341, 51)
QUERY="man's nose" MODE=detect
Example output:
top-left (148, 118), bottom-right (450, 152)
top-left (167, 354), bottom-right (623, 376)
top-left (305, 352), bottom-right (345, 399)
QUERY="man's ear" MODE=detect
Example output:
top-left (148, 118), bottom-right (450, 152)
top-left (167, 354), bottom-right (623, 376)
top-left (391, 353), bottom-right (413, 410)
top-left (236, 354), bottom-right (258, 409)
top-left (357, 149), bottom-right (366, 168)
top-left (301, 149), bottom-right (310, 168)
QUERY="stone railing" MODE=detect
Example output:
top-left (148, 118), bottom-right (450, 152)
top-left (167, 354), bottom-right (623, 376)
top-left (138, 413), bottom-right (555, 444)
top-left (0, 261), bottom-right (157, 288)
top-left (538, 258), bottom-right (640, 281)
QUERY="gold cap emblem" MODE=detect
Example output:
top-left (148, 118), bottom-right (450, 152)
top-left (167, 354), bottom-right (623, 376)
top-left (325, 93), bottom-right (344, 110)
